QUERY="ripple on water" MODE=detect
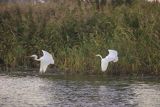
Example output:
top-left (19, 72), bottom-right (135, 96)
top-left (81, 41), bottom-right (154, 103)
top-left (0, 75), bottom-right (160, 107)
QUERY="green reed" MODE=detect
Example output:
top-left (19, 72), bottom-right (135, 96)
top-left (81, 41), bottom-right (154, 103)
top-left (0, 0), bottom-right (159, 75)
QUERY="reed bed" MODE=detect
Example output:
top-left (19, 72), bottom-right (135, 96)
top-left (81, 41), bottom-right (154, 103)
top-left (0, 0), bottom-right (159, 75)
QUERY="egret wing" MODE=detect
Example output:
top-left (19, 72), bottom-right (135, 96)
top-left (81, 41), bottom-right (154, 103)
top-left (108, 50), bottom-right (118, 56)
top-left (42, 50), bottom-right (54, 64)
top-left (39, 60), bottom-right (49, 73)
top-left (105, 49), bottom-right (118, 62)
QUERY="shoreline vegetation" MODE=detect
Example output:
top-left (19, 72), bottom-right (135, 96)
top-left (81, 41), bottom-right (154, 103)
top-left (0, 0), bottom-right (160, 75)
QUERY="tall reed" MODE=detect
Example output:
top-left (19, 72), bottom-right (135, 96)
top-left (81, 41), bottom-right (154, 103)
top-left (0, 0), bottom-right (159, 75)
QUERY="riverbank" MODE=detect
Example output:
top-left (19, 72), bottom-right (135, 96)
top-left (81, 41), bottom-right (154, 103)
top-left (0, 0), bottom-right (160, 75)
top-left (0, 68), bottom-right (160, 79)
top-left (0, 70), bottom-right (160, 89)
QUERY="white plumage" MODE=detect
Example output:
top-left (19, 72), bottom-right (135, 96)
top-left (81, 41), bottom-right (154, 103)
top-left (30, 50), bottom-right (54, 73)
top-left (41, 50), bottom-right (54, 64)
top-left (96, 49), bottom-right (118, 72)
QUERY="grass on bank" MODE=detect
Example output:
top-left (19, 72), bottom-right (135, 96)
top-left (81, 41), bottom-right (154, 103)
top-left (0, 0), bottom-right (160, 75)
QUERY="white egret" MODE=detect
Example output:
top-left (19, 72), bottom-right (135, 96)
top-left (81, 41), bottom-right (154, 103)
top-left (96, 49), bottom-right (118, 72)
top-left (30, 50), bottom-right (54, 73)
top-left (39, 0), bottom-right (45, 3)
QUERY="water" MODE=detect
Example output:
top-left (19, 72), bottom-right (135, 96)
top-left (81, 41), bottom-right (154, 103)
top-left (0, 73), bottom-right (160, 107)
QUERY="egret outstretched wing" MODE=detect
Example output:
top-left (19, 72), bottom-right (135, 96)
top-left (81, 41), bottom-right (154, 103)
top-left (108, 50), bottom-right (118, 56)
top-left (105, 49), bottom-right (118, 62)
top-left (42, 50), bottom-right (54, 64)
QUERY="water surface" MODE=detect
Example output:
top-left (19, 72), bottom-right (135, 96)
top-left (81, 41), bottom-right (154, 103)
top-left (0, 73), bottom-right (160, 107)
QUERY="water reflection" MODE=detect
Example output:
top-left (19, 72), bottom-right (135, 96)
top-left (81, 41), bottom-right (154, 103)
top-left (131, 83), bottom-right (160, 107)
top-left (0, 75), bottom-right (160, 107)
